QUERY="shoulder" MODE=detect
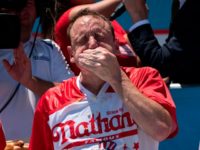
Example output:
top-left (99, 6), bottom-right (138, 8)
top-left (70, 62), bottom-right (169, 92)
top-left (122, 66), bottom-right (163, 86)
top-left (123, 66), bottom-right (160, 78)
top-left (37, 77), bottom-right (84, 114)
top-left (32, 38), bottom-right (63, 56)
top-left (36, 38), bottom-right (60, 49)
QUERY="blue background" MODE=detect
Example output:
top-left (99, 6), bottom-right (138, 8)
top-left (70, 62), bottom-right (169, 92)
top-left (160, 86), bottom-right (200, 150)
top-left (32, 0), bottom-right (173, 32)
top-left (113, 0), bottom-right (172, 30)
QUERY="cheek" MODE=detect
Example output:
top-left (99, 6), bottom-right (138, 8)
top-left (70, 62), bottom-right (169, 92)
top-left (73, 44), bottom-right (87, 54)
top-left (72, 48), bottom-right (83, 60)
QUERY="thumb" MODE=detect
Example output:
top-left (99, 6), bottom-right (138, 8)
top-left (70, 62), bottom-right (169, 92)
top-left (2, 59), bottom-right (12, 73)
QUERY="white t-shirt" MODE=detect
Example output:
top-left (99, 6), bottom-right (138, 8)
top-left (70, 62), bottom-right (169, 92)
top-left (47, 76), bottom-right (158, 150)
top-left (32, 67), bottom-right (176, 150)
top-left (29, 67), bottom-right (177, 150)
top-left (0, 37), bottom-right (74, 140)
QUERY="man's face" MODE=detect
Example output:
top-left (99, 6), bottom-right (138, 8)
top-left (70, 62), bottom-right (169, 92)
top-left (69, 15), bottom-right (116, 69)
top-left (19, 0), bottom-right (36, 28)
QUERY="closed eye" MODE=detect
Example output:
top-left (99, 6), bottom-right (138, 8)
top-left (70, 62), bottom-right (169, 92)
top-left (95, 33), bottom-right (105, 41)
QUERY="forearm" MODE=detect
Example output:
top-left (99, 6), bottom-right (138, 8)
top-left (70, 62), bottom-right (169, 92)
top-left (128, 24), bottom-right (164, 67)
top-left (71, 0), bottom-right (122, 19)
top-left (110, 70), bottom-right (173, 141)
top-left (128, 24), bottom-right (183, 77)
top-left (123, 0), bottom-right (148, 23)
top-left (23, 76), bottom-right (59, 97)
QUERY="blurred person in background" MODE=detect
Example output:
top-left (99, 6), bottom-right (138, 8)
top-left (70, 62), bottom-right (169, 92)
top-left (0, 0), bottom-right (74, 142)
top-left (125, 0), bottom-right (200, 84)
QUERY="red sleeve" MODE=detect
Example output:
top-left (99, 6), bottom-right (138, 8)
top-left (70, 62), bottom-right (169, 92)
top-left (54, 7), bottom-right (80, 75)
top-left (54, 8), bottom-right (73, 49)
top-left (111, 20), bottom-right (127, 45)
top-left (127, 67), bottom-right (178, 138)
top-left (0, 121), bottom-right (6, 150)
top-left (54, 9), bottom-right (72, 71)
top-left (29, 95), bottom-right (54, 150)
top-left (112, 21), bottom-right (139, 67)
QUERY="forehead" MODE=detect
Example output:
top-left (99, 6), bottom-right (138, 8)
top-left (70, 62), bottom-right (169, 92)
top-left (70, 15), bottom-right (110, 35)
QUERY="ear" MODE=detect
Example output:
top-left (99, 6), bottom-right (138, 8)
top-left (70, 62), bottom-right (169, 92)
top-left (67, 46), bottom-right (75, 63)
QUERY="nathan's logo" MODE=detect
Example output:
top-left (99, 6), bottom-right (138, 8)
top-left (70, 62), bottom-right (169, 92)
top-left (52, 112), bottom-right (136, 145)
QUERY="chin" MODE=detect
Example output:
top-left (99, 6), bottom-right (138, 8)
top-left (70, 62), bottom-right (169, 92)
top-left (80, 68), bottom-right (89, 73)
top-left (80, 68), bottom-right (93, 76)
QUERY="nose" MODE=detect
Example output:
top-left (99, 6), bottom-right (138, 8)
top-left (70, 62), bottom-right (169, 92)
top-left (88, 35), bottom-right (98, 49)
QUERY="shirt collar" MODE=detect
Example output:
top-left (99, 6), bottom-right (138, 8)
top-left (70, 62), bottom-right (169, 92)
top-left (76, 74), bottom-right (110, 99)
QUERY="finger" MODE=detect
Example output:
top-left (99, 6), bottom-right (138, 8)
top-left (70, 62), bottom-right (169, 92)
top-left (5, 141), bottom-right (15, 150)
top-left (79, 53), bottom-right (103, 62)
top-left (78, 58), bottom-right (101, 74)
top-left (79, 57), bottom-right (101, 67)
top-left (15, 140), bottom-right (24, 147)
top-left (18, 42), bottom-right (27, 58)
top-left (4, 145), bottom-right (14, 150)
top-left (83, 49), bottom-right (102, 54)
top-left (22, 143), bottom-right (29, 150)
top-left (79, 49), bottom-right (107, 61)
top-left (2, 59), bottom-right (13, 73)
top-left (81, 47), bottom-right (106, 57)
top-left (13, 146), bottom-right (21, 150)
top-left (14, 43), bottom-right (28, 64)
top-left (13, 43), bottom-right (23, 60)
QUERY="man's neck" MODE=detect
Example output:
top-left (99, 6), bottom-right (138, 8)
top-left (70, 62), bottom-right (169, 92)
top-left (79, 73), bottom-right (105, 95)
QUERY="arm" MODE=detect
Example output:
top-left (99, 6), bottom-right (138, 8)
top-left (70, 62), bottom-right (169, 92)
top-left (69, 0), bottom-right (122, 19)
top-left (55, 0), bottom-right (123, 52)
top-left (29, 95), bottom-right (54, 150)
top-left (124, 0), bottom-right (184, 77)
top-left (2, 43), bottom-right (59, 97)
top-left (128, 24), bottom-right (183, 77)
top-left (105, 58), bottom-right (176, 141)
top-left (110, 69), bottom-right (177, 141)
top-left (79, 47), bottom-right (177, 141)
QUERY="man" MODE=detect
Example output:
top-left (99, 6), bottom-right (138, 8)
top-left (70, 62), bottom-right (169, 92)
top-left (55, 0), bottom-right (140, 75)
top-left (125, 0), bottom-right (200, 84)
top-left (29, 10), bottom-right (178, 150)
top-left (0, 0), bottom-right (74, 140)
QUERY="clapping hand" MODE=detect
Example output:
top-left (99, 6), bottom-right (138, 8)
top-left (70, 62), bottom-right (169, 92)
top-left (2, 43), bottom-right (32, 86)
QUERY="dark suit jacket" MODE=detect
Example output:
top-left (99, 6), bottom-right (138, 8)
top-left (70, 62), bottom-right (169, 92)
top-left (128, 0), bottom-right (200, 84)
